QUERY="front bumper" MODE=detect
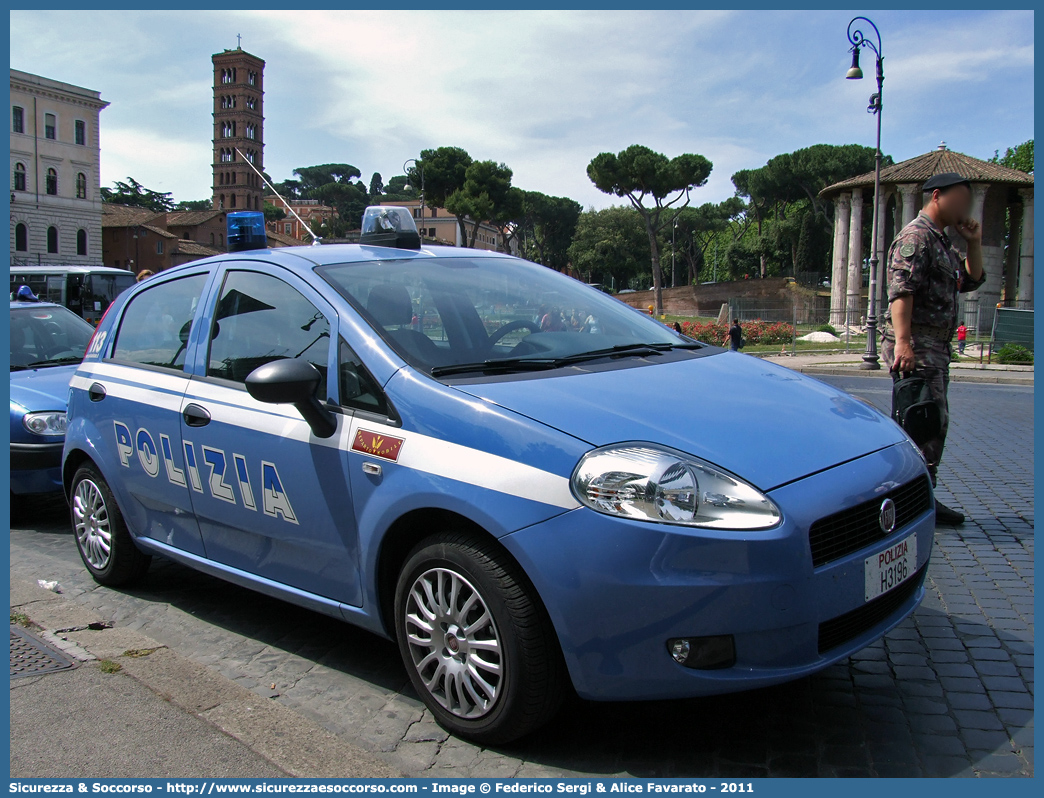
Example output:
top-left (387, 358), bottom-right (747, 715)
top-left (10, 442), bottom-right (65, 494)
top-left (502, 441), bottom-right (933, 701)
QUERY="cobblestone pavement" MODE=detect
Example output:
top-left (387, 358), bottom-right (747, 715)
top-left (9, 376), bottom-right (1032, 778)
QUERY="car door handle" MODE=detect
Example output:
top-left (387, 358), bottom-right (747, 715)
top-left (88, 383), bottom-right (106, 402)
top-left (183, 403), bottom-right (211, 427)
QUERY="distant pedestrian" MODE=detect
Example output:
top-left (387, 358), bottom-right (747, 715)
top-left (725, 320), bottom-right (743, 351)
top-left (672, 322), bottom-right (683, 333)
top-left (136, 269), bottom-right (155, 283)
top-left (956, 323), bottom-right (968, 355)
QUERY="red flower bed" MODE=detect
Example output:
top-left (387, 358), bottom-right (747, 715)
top-left (680, 319), bottom-right (794, 345)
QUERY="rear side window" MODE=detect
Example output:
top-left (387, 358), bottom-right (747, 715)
top-left (207, 270), bottom-right (330, 396)
top-left (111, 274), bottom-right (207, 371)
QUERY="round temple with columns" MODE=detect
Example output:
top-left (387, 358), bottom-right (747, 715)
top-left (819, 143), bottom-right (1034, 333)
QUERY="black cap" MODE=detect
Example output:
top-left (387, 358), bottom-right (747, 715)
top-left (922, 172), bottom-right (971, 192)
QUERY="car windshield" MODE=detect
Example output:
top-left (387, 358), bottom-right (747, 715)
top-left (9, 304), bottom-right (95, 370)
top-left (317, 256), bottom-right (696, 377)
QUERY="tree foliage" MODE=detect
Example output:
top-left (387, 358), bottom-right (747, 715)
top-left (176, 199), bottom-right (212, 211)
top-left (369, 172), bottom-right (384, 197)
top-left (521, 192), bottom-right (583, 272)
top-left (991, 140), bottom-right (1033, 174)
top-left (263, 201), bottom-right (286, 223)
top-left (444, 160), bottom-right (519, 248)
top-left (567, 206), bottom-right (650, 290)
top-left (587, 145), bottom-right (713, 311)
top-left (101, 177), bottom-right (175, 212)
top-left (414, 147), bottom-right (474, 243)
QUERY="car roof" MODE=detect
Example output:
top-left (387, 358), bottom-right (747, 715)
top-left (10, 300), bottom-right (64, 309)
top-left (155, 242), bottom-right (518, 280)
top-left (9, 265), bottom-right (133, 276)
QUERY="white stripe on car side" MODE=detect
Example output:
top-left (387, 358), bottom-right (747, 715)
top-left (71, 363), bottom-right (580, 511)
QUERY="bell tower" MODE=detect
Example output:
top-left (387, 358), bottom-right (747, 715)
top-left (212, 43), bottom-right (264, 212)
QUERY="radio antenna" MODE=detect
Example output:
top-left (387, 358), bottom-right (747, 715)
top-left (235, 148), bottom-right (321, 245)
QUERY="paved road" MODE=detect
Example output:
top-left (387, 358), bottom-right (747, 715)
top-left (10, 376), bottom-right (1033, 778)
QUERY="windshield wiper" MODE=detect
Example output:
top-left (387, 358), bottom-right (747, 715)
top-left (431, 358), bottom-right (559, 377)
top-left (431, 341), bottom-right (703, 378)
top-left (23, 356), bottom-right (84, 369)
top-left (552, 341), bottom-right (703, 365)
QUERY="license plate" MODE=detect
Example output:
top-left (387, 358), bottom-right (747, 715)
top-left (864, 533), bottom-right (918, 602)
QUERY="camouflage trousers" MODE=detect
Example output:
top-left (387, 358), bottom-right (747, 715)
top-left (881, 335), bottom-right (951, 487)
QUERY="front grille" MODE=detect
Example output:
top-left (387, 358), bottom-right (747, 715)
top-left (809, 475), bottom-right (932, 568)
top-left (818, 562), bottom-right (927, 654)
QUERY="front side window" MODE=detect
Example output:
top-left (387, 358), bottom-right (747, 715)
top-left (339, 338), bottom-right (389, 416)
top-left (12, 106), bottom-right (24, 133)
top-left (46, 168), bottom-right (58, 195)
top-left (112, 273), bottom-right (208, 371)
top-left (207, 270), bottom-right (330, 394)
top-left (44, 113), bottom-right (56, 140)
top-left (75, 120), bottom-right (86, 145)
top-left (14, 162), bottom-right (26, 191)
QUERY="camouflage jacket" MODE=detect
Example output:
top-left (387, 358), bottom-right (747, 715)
top-left (884, 212), bottom-right (986, 342)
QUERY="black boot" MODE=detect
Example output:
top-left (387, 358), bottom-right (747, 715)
top-left (935, 500), bottom-right (965, 525)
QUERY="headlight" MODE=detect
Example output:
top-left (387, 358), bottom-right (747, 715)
top-left (23, 411), bottom-right (67, 436)
top-left (571, 444), bottom-right (781, 530)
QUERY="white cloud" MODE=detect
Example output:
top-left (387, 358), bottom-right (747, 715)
top-left (9, 9), bottom-right (1033, 211)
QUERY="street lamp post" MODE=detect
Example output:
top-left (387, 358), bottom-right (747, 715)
top-left (846, 16), bottom-right (884, 370)
top-left (403, 159), bottom-right (425, 238)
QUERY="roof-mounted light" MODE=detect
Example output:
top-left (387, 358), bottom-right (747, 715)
top-left (227, 211), bottom-right (268, 252)
top-left (360, 206), bottom-right (421, 250)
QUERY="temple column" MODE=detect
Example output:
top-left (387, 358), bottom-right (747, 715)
top-left (1017, 188), bottom-right (1034, 309)
top-left (1003, 195), bottom-right (1022, 304)
top-left (830, 192), bottom-right (851, 326)
top-left (845, 188), bottom-right (864, 329)
top-left (953, 184), bottom-right (986, 332)
top-left (897, 183), bottom-right (919, 228)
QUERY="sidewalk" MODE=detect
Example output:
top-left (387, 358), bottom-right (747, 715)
top-left (10, 577), bottom-right (400, 779)
top-left (759, 351), bottom-right (1033, 385)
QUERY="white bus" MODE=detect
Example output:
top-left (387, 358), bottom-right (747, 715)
top-left (10, 265), bottom-right (135, 325)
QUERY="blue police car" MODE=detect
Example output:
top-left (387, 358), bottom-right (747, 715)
top-left (63, 208), bottom-right (935, 743)
top-left (11, 297), bottom-right (96, 503)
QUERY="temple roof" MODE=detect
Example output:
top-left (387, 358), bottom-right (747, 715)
top-left (821, 144), bottom-right (1033, 197)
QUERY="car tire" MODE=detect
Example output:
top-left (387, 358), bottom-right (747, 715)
top-left (394, 531), bottom-right (565, 744)
top-left (70, 463), bottom-right (151, 586)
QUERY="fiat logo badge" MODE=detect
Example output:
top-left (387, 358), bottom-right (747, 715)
top-left (879, 498), bottom-right (896, 533)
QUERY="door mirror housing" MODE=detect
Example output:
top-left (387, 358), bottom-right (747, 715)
top-left (245, 359), bottom-right (337, 438)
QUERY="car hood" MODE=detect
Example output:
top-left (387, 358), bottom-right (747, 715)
top-left (9, 364), bottom-right (78, 412)
top-left (453, 352), bottom-right (907, 491)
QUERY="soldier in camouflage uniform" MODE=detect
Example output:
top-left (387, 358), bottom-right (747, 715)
top-left (881, 173), bottom-right (986, 525)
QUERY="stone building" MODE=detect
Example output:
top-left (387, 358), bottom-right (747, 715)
top-left (820, 144), bottom-right (1034, 332)
top-left (101, 205), bottom-right (222, 272)
top-left (379, 198), bottom-right (510, 251)
top-left (263, 196), bottom-right (336, 241)
top-left (10, 69), bottom-right (109, 267)
top-left (212, 46), bottom-right (264, 212)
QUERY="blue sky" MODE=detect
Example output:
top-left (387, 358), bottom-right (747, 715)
top-left (10, 9), bottom-right (1034, 211)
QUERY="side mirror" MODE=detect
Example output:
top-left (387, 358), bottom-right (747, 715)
top-left (245, 359), bottom-right (337, 439)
